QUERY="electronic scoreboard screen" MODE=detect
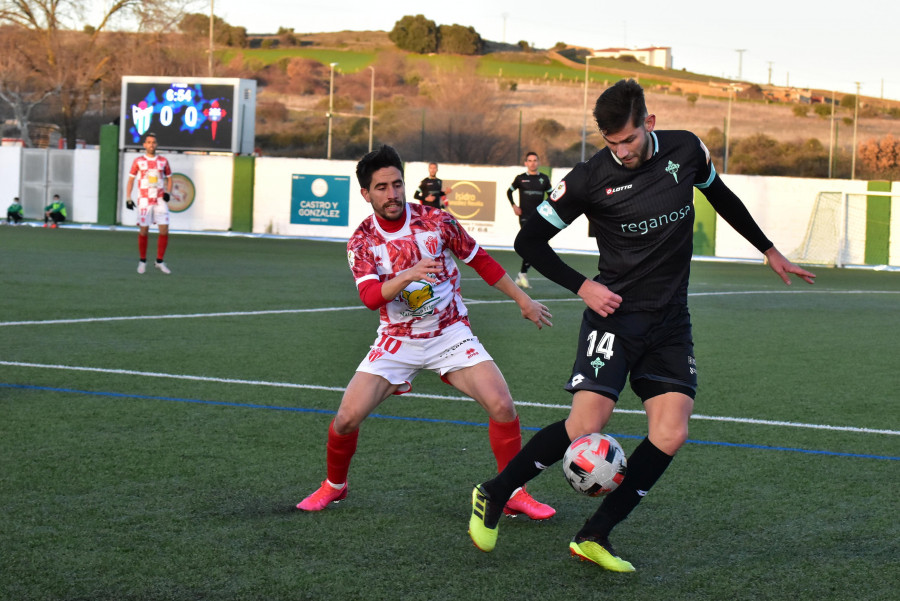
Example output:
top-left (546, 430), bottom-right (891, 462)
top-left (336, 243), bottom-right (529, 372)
top-left (119, 77), bottom-right (254, 153)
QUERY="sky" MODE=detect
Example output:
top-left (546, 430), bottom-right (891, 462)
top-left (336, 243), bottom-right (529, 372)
top-left (99, 0), bottom-right (900, 101)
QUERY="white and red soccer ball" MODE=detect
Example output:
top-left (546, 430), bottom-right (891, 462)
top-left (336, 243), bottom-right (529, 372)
top-left (562, 433), bottom-right (627, 497)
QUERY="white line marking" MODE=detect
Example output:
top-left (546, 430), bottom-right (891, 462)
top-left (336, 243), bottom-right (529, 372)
top-left (2, 360), bottom-right (896, 436)
top-left (0, 306), bottom-right (364, 327)
top-left (2, 290), bottom-right (897, 327)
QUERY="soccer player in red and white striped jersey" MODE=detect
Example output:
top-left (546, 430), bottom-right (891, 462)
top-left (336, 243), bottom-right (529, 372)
top-left (296, 145), bottom-right (556, 521)
top-left (126, 132), bottom-right (173, 274)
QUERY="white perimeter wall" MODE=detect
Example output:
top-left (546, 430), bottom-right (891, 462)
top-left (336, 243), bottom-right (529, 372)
top-left (119, 152), bottom-right (234, 231)
top-left (3, 145), bottom-right (898, 265)
top-left (0, 147), bottom-right (22, 208)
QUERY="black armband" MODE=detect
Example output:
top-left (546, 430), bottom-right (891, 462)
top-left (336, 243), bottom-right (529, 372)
top-left (702, 175), bottom-right (773, 253)
top-left (514, 216), bottom-right (588, 295)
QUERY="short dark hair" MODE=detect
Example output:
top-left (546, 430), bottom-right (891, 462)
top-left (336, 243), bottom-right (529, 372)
top-left (592, 79), bottom-right (648, 134)
top-left (53, 194), bottom-right (60, 199)
top-left (356, 144), bottom-right (404, 189)
top-left (525, 151), bottom-right (538, 160)
top-left (143, 132), bottom-right (158, 142)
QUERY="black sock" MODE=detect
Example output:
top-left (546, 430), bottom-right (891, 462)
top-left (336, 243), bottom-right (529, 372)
top-left (482, 419), bottom-right (570, 503)
top-left (579, 437), bottom-right (673, 540)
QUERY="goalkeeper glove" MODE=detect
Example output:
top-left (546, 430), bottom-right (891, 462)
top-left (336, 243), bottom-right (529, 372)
top-left (162, 192), bottom-right (170, 202)
top-left (126, 200), bottom-right (135, 210)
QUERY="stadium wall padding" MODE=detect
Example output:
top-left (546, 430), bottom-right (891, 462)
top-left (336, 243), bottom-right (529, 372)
top-left (97, 125), bottom-right (119, 225)
top-left (231, 156), bottom-right (255, 232)
top-left (865, 180), bottom-right (891, 265)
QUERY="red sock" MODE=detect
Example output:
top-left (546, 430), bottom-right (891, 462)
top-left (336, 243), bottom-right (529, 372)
top-left (157, 234), bottom-right (169, 261)
top-left (489, 415), bottom-right (522, 472)
top-left (325, 420), bottom-right (359, 485)
top-left (138, 234), bottom-right (148, 261)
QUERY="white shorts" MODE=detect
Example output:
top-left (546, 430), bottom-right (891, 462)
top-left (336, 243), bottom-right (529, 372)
top-left (356, 321), bottom-right (493, 394)
top-left (137, 201), bottom-right (169, 227)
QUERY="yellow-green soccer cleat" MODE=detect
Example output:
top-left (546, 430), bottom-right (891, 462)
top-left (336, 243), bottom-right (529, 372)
top-left (569, 538), bottom-right (636, 572)
top-left (468, 485), bottom-right (502, 552)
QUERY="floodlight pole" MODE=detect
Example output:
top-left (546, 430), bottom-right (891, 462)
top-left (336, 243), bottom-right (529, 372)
top-left (580, 55), bottom-right (593, 162)
top-left (368, 66), bottom-right (375, 152)
top-left (327, 62), bottom-right (337, 159)
top-left (851, 81), bottom-right (860, 179)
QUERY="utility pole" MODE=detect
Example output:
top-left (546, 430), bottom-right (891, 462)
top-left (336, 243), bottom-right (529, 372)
top-left (735, 49), bottom-right (746, 79)
top-left (851, 81), bottom-right (860, 179)
top-left (766, 61), bottom-right (773, 85)
top-left (828, 91), bottom-right (835, 178)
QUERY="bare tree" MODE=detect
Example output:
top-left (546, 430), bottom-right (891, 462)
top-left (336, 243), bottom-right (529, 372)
top-left (0, 0), bottom-right (198, 147)
top-left (0, 26), bottom-right (57, 146)
top-left (417, 67), bottom-right (514, 164)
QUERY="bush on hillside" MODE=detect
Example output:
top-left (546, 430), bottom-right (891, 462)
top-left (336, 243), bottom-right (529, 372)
top-left (438, 24), bottom-right (483, 55)
top-left (389, 15), bottom-right (439, 54)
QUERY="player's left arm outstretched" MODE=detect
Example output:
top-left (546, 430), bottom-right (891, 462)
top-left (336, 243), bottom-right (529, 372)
top-left (764, 247), bottom-right (816, 285)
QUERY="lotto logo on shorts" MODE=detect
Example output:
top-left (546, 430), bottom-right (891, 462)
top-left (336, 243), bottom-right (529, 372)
top-left (466, 348), bottom-right (479, 359)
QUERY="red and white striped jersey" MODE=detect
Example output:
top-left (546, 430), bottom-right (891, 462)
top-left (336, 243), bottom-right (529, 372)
top-left (347, 203), bottom-right (480, 339)
top-left (129, 154), bottom-right (172, 204)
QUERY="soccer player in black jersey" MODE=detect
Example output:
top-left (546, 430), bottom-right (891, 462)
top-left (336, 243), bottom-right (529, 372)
top-left (413, 162), bottom-right (447, 209)
top-left (469, 79), bottom-right (816, 572)
top-left (507, 152), bottom-right (552, 288)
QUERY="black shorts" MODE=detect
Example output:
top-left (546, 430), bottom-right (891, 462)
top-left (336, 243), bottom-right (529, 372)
top-left (564, 303), bottom-right (697, 402)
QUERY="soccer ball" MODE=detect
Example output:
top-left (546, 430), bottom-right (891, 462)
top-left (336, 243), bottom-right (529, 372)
top-left (562, 433), bottom-right (627, 497)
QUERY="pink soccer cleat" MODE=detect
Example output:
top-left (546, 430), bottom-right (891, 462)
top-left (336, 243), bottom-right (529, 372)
top-left (296, 480), bottom-right (348, 511)
top-left (503, 486), bottom-right (556, 520)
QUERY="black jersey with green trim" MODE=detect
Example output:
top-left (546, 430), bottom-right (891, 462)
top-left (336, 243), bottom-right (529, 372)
top-left (538, 130), bottom-right (715, 310)
top-left (414, 177), bottom-right (446, 208)
top-left (508, 172), bottom-right (552, 217)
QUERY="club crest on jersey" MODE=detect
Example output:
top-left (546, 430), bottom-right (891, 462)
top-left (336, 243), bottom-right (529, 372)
top-left (424, 235), bottom-right (439, 256)
top-left (347, 250), bottom-right (355, 269)
top-left (550, 181), bottom-right (566, 201)
top-left (400, 281), bottom-right (440, 316)
top-left (666, 160), bottom-right (680, 183)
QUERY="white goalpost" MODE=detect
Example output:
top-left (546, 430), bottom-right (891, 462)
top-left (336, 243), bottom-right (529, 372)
top-left (789, 191), bottom-right (900, 269)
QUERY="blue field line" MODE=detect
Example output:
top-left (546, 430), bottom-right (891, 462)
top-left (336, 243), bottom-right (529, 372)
top-left (4, 382), bottom-right (898, 461)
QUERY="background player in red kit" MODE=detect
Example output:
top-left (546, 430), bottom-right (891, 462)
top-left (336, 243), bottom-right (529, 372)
top-left (126, 132), bottom-right (173, 274)
top-left (296, 145), bottom-right (556, 521)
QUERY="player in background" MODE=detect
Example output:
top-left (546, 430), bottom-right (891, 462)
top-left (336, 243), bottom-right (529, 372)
top-left (468, 79), bottom-right (816, 572)
top-left (42, 194), bottom-right (66, 228)
top-left (506, 152), bottom-right (552, 288)
top-left (126, 132), bottom-right (173, 274)
top-left (296, 145), bottom-right (556, 522)
top-left (413, 161), bottom-right (448, 208)
top-left (7, 197), bottom-right (24, 225)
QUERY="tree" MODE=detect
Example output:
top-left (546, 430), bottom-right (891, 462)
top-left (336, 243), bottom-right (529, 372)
top-left (0, 26), bottom-right (57, 146)
top-left (389, 15), bottom-right (438, 54)
top-left (0, 0), bottom-right (190, 148)
top-left (437, 24), bottom-right (482, 55)
top-left (179, 13), bottom-right (247, 47)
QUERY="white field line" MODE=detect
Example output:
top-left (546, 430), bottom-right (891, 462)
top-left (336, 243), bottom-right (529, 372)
top-left (1, 290), bottom-right (897, 327)
top-left (1, 360), bottom-right (897, 437)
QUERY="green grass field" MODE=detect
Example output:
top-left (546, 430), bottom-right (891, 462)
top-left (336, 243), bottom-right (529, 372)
top-left (1, 226), bottom-right (898, 601)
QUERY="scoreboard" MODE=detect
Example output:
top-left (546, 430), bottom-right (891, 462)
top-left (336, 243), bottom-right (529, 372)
top-left (119, 76), bottom-right (256, 154)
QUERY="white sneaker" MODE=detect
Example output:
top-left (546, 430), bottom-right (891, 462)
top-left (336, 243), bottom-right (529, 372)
top-left (155, 261), bottom-right (171, 275)
top-left (137, 261), bottom-right (146, 274)
top-left (515, 272), bottom-right (531, 288)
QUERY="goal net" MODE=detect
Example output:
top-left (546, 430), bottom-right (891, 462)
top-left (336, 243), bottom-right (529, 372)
top-left (789, 191), bottom-right (900, 268)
